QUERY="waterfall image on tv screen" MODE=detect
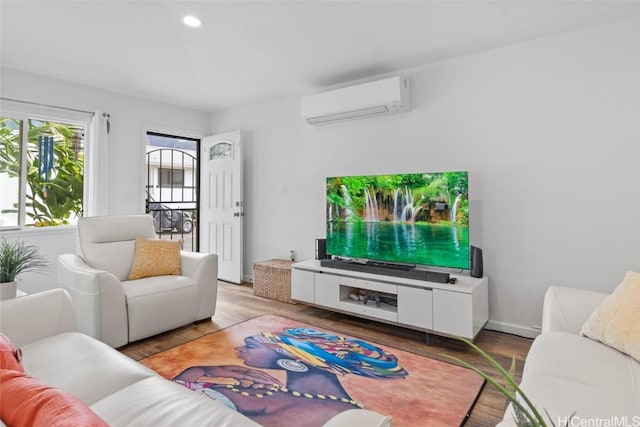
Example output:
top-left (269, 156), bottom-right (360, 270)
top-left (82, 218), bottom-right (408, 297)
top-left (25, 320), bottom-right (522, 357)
top-left (326, 171), bottom-right (470, 270)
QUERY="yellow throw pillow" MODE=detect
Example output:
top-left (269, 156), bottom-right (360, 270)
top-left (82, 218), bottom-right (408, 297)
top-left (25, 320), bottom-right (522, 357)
top-left (128, 238), bottom-right (182, 280)
top-left (581, 271), bottom-right (640, 361)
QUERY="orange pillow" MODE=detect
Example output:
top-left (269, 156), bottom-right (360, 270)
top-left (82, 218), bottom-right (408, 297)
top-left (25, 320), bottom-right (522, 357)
top-left (0, 369), bottom-right (108, 427)
top-left (0, 332), bottom-right (23, 372)
top-left (128, 237), bottom-right (182, 280)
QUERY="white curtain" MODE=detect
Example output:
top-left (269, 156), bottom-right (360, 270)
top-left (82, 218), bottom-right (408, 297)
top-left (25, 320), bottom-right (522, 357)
top-left (84, 111), bottom-right (109, 217)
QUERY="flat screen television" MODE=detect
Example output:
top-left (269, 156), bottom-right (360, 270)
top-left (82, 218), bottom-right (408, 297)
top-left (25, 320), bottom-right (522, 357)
top-left (326, 171), bottom-right (469, 270)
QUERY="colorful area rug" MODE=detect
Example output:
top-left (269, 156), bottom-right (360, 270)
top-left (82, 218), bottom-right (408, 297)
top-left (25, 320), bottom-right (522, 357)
top-left (141, 315), bottom-right (484, 427)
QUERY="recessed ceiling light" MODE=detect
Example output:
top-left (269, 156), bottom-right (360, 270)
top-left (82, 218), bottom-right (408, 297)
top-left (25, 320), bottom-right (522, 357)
top-left (182, 15), bottom-right (203, 28)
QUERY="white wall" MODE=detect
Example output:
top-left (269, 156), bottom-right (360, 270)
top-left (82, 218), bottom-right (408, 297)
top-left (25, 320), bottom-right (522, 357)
top-left (1, 69), bottom-right (211, 214)
top-left (211, 17), bottom-right (640, 337)
top-left (0, 70), bottom-right (211, 293)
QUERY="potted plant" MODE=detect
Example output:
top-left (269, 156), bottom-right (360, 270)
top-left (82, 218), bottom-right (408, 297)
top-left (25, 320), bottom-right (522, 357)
top-left (443, 337), bottom-right (574, 427)
top-left (0, 238), bottom-right (48, 300)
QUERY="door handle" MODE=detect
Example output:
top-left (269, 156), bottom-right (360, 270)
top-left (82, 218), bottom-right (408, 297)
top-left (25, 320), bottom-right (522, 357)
top-left (233, 212), bottom-right (240, 217)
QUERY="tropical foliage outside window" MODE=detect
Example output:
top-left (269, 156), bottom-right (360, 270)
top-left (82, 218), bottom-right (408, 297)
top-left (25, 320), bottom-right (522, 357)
top-left (0, 116), bottom-right (85, 227)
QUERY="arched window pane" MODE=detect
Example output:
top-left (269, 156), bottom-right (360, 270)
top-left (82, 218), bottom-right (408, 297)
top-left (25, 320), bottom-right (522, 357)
top-left (210, 142), bottom-right (232, 160)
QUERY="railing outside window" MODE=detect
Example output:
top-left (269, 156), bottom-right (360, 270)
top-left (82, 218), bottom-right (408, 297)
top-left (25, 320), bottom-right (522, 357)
top-left (145, 133), bottom-right (199, 252)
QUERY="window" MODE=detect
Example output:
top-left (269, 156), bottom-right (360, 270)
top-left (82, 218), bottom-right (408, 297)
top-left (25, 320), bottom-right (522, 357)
top-left (159, 169), bottom-right (184, 188)
top-left (210, 142), bottom-right (232, 160)
top-left (0, 115), bottom-right (86, 227)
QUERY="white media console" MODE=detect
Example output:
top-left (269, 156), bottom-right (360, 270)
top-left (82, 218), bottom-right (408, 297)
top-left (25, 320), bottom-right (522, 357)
top-left (291, 260), bottom-right (489, 340)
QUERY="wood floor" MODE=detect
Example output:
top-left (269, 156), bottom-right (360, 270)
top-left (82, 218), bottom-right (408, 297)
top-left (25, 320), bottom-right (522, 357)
top-left (120, 281), bottom-right (532, 427)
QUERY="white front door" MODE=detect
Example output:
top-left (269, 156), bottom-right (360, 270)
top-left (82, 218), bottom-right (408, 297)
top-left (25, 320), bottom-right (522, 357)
top-left (200, 131), bottom-right (243, 283)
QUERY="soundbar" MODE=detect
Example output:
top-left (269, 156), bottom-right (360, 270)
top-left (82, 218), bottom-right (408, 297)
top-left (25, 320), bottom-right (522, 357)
top-left (319, 259), bottom-right (451, 284)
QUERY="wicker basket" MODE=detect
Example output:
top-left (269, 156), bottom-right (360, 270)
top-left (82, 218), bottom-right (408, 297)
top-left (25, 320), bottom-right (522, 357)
top-left (253, 259), bottom-right (296, 304)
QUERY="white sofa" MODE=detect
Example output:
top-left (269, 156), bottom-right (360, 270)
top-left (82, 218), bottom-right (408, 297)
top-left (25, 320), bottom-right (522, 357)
top-left (58, 214), bottom-right (218, 348)
top-left (498, 286), bottom-right (640, 426)
top-left (0, 289), bottom-right (391, 427)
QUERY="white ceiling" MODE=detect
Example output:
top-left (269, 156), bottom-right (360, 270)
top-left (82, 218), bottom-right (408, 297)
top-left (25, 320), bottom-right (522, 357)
top-left (1, 1), bottom-right (638, 112)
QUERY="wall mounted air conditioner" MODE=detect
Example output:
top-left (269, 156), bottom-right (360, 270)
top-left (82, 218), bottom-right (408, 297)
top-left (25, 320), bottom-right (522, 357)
top-left (301, 76), bottom-right (410, 125)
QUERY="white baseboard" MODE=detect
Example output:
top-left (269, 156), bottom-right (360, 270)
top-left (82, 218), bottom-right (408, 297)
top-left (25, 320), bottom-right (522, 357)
top-left (485, 319), bottom-right (541, 339)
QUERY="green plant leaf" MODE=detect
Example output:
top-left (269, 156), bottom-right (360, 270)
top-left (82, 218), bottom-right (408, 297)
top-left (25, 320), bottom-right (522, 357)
top-left (441, 337), bottom-right (548, 427)
top-left (0, 238), bottom-right (48, 283)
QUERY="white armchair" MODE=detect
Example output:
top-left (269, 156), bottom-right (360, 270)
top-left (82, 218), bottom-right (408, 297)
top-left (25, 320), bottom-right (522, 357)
top-left (58, 214), bottom-right (218, 348)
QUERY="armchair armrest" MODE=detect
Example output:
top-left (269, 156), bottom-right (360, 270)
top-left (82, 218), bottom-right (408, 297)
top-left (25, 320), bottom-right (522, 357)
top-left (0, 288), bottom-right (76, 348)
top-left (180, 251), bottom-right (218, 320)
top-left (57, 254), bottom-right (128, 348)
top-left (542, 286), bottom-right (608, 334)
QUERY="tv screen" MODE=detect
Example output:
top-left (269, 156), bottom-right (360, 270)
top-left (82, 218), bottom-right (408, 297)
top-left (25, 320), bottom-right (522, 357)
top-left (326, 171), bottom-right (469, 270)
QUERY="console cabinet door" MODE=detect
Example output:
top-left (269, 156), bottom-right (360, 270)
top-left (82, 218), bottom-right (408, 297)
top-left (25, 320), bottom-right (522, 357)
top-left (291, 269), bottom-right (315, 303)
top-left (314, 273), bottom-right (340, 308)
top-left (398, 286), bottom-right (433, 330)
top-left (433, 289), bottom-right (473, 338)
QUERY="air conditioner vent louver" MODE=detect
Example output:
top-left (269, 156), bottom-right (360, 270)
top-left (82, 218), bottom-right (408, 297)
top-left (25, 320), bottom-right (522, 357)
top-left (306, 106), bottom-right (390, 125)
top-left (301, 76), bottom-right (410, 125)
